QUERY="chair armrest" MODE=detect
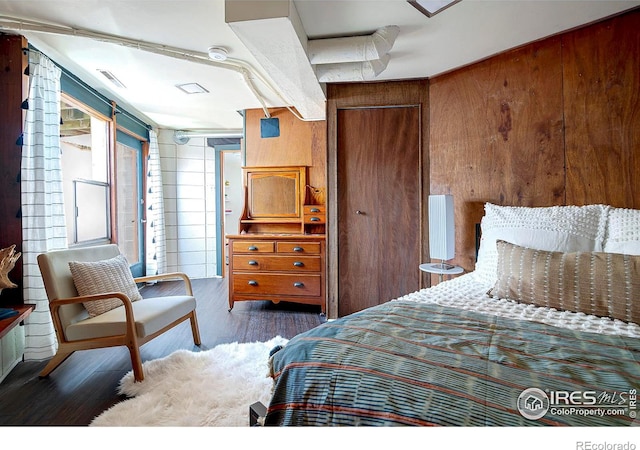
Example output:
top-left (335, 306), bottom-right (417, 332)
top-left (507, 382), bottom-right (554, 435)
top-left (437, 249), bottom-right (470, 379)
top-left (49, 292), bottom-right (134, 309)
top-left (134, 272), bottom-right (193, 296)
top-left (49, 292), bottom-right (136, 333)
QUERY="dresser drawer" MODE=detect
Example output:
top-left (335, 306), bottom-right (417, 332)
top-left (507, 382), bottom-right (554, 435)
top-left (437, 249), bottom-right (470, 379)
top-left (233, 255), bottom-right (321, 272)
top-left (304, 205), bottom-right (325, 215)
top-left (276, 241), bottom-right (321, 254)
top-left (303, 214), bottom-right (325, 225)
top-left (233, 274), bottom-right (321, 297)
top-left (303, 205), bottom-right (326, 225)
top-left (231, 240), bottom-right (275, 253)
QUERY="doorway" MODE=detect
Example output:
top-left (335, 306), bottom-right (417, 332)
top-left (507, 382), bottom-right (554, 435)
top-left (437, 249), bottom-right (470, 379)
top-left (215, 147), bottom-right (242, 276)
top-left (336, 106), bottom-right (421, 316)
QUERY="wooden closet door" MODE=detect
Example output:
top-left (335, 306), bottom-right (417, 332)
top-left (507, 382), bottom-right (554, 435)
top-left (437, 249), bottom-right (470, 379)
top-left (337, 106), bottom-right (421, 316)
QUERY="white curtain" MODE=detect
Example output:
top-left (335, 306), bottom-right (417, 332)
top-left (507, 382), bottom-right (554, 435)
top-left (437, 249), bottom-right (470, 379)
top-left (145, 129), bottom-right (167, 275)
top-left (21, 51), bottom-right (67, 361)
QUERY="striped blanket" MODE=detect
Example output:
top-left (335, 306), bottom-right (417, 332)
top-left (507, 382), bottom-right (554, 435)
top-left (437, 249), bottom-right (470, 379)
top-left (265, 301), bottom-right (640, 426)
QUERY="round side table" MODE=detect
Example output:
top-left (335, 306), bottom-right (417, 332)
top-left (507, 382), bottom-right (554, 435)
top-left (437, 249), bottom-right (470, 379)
top-left (419, 262), bottom-right (464, 284)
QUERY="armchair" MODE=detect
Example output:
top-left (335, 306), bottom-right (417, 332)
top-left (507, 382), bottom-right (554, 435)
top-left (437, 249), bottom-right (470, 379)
top-left (37, 244), bottom-right (201, 382)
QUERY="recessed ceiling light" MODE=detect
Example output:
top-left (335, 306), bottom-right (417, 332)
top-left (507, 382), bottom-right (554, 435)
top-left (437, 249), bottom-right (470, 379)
top-left (175, 83), bottom-right (209, 94)
top-left (207, 46), bottom-right (228, 62)
top-left (408, 0), bottom-right (461, 17)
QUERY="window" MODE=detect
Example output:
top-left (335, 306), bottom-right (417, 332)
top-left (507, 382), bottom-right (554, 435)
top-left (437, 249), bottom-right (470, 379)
top-left (59, 67), bottom-right (150, 275)
top-left (60, 96), bottom-right (111, 245)
top-left (60, 97), bottom-right (146, 276)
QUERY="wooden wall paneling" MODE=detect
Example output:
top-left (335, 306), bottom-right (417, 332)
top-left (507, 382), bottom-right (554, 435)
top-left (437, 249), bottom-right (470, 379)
top-left (244, 108), bottom-right (327, 197)
top-left (429, 38), bottom-right (565, 272)
top-left (0, 35), bottom-right (28, 306)
top-left (562, 10), bottom-right (640, 209)
top-left (327, 80), bottom-right (429, 319)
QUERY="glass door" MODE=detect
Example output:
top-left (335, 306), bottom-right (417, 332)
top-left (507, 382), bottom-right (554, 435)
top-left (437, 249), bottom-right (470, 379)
top-left (115, 130), bottom-right (144, 277)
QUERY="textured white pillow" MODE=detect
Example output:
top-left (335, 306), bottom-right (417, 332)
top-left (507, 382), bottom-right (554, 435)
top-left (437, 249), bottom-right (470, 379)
top-left (604, 207), bottom-right (640, 255)
top-left (473, 203), bottom-right (609, 284)
top-left (69, 254), bottom-right (142, 318)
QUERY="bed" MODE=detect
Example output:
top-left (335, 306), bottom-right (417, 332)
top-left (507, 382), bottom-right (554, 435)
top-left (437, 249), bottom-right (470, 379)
top-left (264, 203), bottom-right (640, 426)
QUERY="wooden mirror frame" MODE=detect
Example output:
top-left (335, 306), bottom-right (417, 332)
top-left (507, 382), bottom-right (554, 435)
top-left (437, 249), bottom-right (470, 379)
top-left (242, 166), bottom-right (307, 221)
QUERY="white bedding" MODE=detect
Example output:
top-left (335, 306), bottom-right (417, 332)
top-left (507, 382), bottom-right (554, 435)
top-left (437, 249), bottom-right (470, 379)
top-left (398, 272), bottom-right (640, 338)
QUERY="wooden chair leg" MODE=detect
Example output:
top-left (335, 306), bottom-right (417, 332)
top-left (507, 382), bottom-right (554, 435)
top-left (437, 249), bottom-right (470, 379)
top-left (39, 349), bottom-right (74, 378)
top-left (190, 311), bottom-right (201, 346)
top-left (128, 345), bottom-right (144, 382)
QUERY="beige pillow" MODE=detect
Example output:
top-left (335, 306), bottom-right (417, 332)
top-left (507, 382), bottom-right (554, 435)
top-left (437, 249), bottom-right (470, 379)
top-left (489, 240), bottom-right (640, 324)
top-left (69, 254), bottom-right (142, 318)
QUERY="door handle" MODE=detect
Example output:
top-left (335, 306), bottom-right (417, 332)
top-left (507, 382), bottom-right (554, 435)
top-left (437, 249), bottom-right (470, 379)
top-left (355, 210), bottom-right (365, 215)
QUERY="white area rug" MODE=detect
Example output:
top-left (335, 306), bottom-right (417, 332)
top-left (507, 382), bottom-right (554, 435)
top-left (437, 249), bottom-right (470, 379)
top-left (90, 336), bottom-right (288, 427)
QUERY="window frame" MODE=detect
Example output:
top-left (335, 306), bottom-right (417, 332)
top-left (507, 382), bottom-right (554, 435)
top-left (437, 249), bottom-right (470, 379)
top-left (60, 92), bottom-right (114, 247)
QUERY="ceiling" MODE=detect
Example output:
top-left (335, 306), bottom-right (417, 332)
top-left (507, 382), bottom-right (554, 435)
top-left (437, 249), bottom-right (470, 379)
top-left (0, 0), bottom-right (638, 133)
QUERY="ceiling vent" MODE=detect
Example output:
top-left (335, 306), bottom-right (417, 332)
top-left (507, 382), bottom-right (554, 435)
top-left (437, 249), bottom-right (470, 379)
top-left (97, 69), bottom-right (126, 88)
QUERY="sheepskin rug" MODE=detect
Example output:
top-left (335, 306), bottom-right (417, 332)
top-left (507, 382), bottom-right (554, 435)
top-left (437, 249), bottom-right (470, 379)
top-left (90, 336), bottom-right (288, 427)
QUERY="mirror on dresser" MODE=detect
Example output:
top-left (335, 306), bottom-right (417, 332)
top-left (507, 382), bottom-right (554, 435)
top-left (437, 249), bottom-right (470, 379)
top-left (239, 166), bottom-right (308, 234)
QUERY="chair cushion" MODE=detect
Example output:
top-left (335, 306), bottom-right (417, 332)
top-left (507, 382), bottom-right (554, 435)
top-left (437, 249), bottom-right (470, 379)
top-left (64, 295), bottom-right (196, 341)
top-left (69, 254), bottom-right (143, 317)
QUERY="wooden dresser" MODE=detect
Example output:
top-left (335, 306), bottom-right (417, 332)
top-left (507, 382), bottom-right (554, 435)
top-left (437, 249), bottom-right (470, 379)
top-left (228, 165), bottom-right (326, 314)
top-left (227, 234), bottom-right (325, 313)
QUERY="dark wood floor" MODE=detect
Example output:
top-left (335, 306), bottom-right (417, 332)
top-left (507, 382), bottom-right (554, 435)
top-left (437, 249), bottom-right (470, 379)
top-left (0, 277), bottom-right (325, 426)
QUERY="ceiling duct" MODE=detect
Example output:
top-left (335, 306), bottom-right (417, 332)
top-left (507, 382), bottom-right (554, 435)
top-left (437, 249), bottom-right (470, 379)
top-left (226, 0), bottom-right (326, 121)
top-left (307, 25), bottom-right (400, 65)
top-left (315, 54), bottom-right (391, 83)
top-left (307, 25), bottom-right (399, 83)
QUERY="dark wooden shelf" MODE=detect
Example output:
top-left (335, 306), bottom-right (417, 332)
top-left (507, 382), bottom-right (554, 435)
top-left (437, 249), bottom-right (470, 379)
top-left (0, 304), bottom-right (35, 340)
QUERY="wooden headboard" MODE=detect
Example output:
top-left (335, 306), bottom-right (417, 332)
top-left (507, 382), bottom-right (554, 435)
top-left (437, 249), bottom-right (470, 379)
top-left (429, 10), bottom-right (639, 273)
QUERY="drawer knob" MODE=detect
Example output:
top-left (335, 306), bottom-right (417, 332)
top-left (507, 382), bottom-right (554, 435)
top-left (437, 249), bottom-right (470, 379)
top-left (248, 245), bottom-right (259, 251)
top-left (293, 246), bottom-right (303, 252)
top-left (248, 280), bottom-right (258, 286)
top-left (248, 260), bottom-right (258, 266)
top-left (310, 208), bottom-right (320, 213)
top-left (293, 282), bottom-right (305, 288)
top-left (310, 217), bottom-right (320, 222)
top-left (293, 261), bottom-right (304, 267)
